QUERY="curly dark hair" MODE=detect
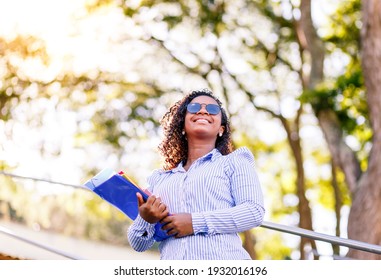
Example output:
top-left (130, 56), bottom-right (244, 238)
top-left (158, 89), bottom-right (233, 170)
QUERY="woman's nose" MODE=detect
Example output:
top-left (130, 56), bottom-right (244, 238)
top-left (197, 104), bottom-right (209, 114)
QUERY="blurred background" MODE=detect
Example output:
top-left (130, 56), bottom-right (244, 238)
top-left (1, 0), bottom-right (380, 260)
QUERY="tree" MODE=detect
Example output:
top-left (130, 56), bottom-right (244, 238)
top-left (117, 0), bottom-right (381, 259)
top-left (295, 0), bottom-right (381, 259)
top-left (301, 0), bottom-right (381, 259)
top-left (117, 0), bottom-right (328, 259)
top-left (346, 0), bottom-right (381, 259)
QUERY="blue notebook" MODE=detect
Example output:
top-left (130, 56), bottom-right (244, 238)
top-left (83, 168), bottom-right (170, 242)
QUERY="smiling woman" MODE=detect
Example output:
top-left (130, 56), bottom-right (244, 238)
top-left (158, 89), bottom-right (233, 171)
top-left (127, 89), bottom-right (265, 260)
top-left (181, 95), bottom-right (226, 168)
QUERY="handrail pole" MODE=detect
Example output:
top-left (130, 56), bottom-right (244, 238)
top-left (0, 226), bottom-right (83, 260)
top-left (261, 221), bottom-right (381, 255)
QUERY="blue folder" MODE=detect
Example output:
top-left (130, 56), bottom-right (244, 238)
top-left (83, 168), bottom-right (170, 242)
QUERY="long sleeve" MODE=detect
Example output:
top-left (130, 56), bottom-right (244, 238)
top-left (191, 147), bottom-right (265, 235)
top-left (127, 215), bottom-right (156, 252)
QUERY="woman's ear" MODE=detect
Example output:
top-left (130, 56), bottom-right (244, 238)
top-left (219, 126), bottom-right (225, 137)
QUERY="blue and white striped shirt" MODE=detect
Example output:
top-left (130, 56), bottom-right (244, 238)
top-left (127, 147), bottom-right (265, 260)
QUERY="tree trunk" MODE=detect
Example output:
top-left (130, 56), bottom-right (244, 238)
top-left (279, 115), bottom-right (317, 259)
top-left (291, 134), bottom-right (316, 259)
top-left (331, 160), bottom-right (342, 257)
top-left (299, 0), bottom-right (325, 89)
top-left (347, 0), bottom-right (381, 259)
top-left (347, 173), bottom-right (381, 259)
top-left (317, 109), bottom-right (361, 194)
top-left (297, 0), bottom-right (325, 259)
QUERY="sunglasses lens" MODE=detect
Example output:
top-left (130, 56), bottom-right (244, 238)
top-left (206, 104), bottom-right (220, 115)
top-left (187, 103), bottom-right (201, 113)
top-left (187, 103), bottom-right (221, 115)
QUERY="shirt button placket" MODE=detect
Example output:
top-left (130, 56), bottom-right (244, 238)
top-left (181, 172), bottom-right (188, 248)
top-left (180, 172), bottom-right (187, 212)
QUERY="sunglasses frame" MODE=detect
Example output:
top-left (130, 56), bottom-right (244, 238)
top-left (186, 102), bottom-right (221, 115)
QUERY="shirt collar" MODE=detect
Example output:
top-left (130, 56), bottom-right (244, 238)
top-left (202, 148), bottom-right (221, 162)
top-left (167, 148), bottom-right (221, 173)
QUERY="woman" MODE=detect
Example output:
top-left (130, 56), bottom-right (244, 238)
top-left (127, 88), bottom-right (265, 259)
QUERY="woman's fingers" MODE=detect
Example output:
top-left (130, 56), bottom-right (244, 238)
top-left (136, 192), bottom-right (145, 207)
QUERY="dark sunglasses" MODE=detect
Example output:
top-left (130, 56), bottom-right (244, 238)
top-left (186, 103), bottom-right (221, 115)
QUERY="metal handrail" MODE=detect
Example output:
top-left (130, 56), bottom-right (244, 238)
top-left (2, 171), bottom-right (381, 257)
top-left (261, 221), bottom-right (381, 255)
top-left (0, 225), bottom-right (83, 260)
top-left (0, 171), bottom-right (88, 190)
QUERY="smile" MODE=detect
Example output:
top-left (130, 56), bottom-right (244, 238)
top-left (194, 118), bottom-right (211, 124)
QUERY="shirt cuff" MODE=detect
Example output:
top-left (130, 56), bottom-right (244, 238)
top-left (134, 215), bottom-right (155, 237)
top-left (192, 213), bottom-right (208, 234)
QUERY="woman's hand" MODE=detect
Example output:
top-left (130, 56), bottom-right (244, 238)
top-left (160, 213), bottom-right (194, 238)
top-left (137, 193), bottom-right (169, 224)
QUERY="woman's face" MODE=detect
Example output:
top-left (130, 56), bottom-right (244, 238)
top-left (183, 95), bottom-right (224, 141)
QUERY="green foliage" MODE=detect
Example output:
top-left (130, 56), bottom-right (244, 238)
top-left (122, 0), bottom-right (227, 34)
top-left (309, 173), bottom-right (351, 211)
top-left (255, 227), bottom-right (293, 260)
top-left (301, 64), bottom-right (363, 110)
top-left (306, 150), bottom-right (351, 210)
top-left (0, 36), bottom-right (49, 120)
top-left (300, 66), bottom-right (371, 147)
top-left (0, 175), bottom-right (25, 222)
top-left (323, 0), bottom-right (361, 57)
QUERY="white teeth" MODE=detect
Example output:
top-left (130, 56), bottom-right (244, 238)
top-left (195, 119), bottom-right (209, 124)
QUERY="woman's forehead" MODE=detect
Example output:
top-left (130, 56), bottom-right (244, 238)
top-left (190, 95), bottom-right (218, 104)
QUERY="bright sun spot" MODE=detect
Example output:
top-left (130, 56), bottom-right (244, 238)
top-left (0, 0), bottom-right (85, 38)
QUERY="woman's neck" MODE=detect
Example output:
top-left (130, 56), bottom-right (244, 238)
top-left (184, 143), bottom-right (215, 170)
